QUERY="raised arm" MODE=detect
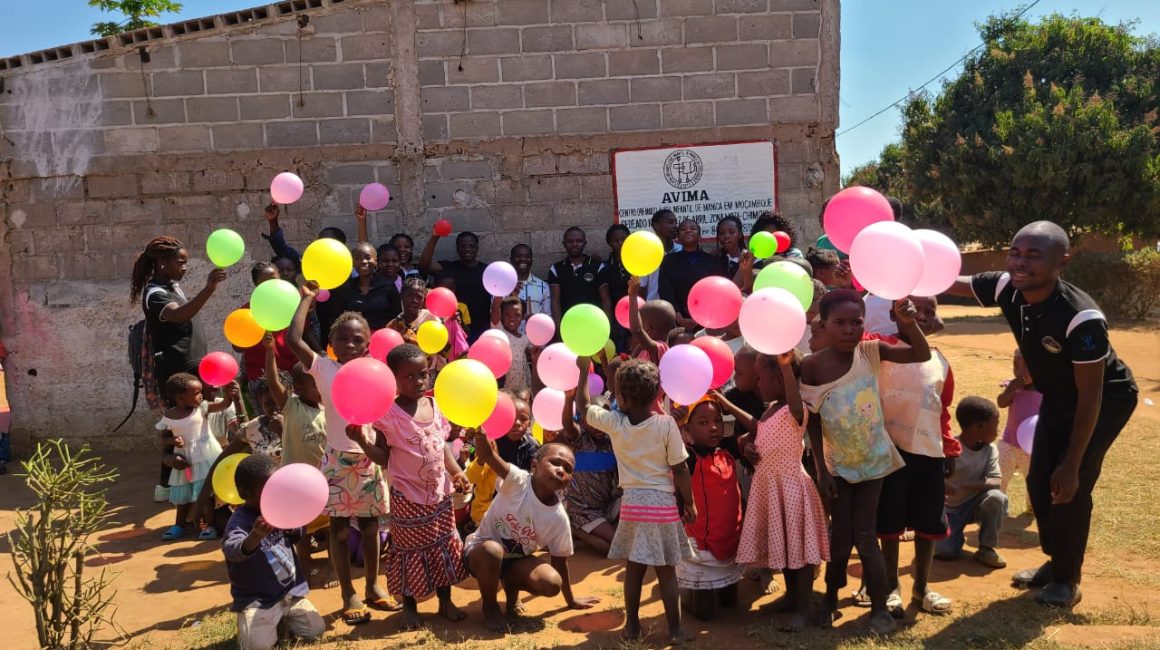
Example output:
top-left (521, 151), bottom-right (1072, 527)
top-left (287, 281), bottom-right (320, 367)
top-left (574, 356), bottom-right (592, 430)
top-left (779, 352), bottom-right (805, 426)
top-left (355, 205), bottom-right (369, 244)
top-left (626, 276), bottom-right (659, 359)
top-left (471, 429), bottom-right (510, 478)
top-left (264, 335), bottom-right (289, 411)
top-left (559, 390), bottom-right (579, 443)
top-left (732, 250), bottom-right (755, 292)
top-left (944, 275), bottom-right (976, 299)
top-left (878, 299), bottom-right (931, 364)
top-left (711, 389), bottom-right (758, 434)
top-left (161, 268), bottom-right (227, 324)
top-left (262, 203), bottom-right (302, 269)
top-left (417, 233), bottom-right (444, 276)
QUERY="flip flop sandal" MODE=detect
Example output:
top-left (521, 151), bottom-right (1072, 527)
top-left (342, 608), bottom-right (371, 625)
top-left (919, 591), bottom-right (952, 615)
top-left (366, 597), bottom-right (402, 612)
top-left (161, 525), bottom-right (187, 541)
top-left (886, 592), bottom-right (905, 618)
top-left (852, 586), bottom-right (872, 607)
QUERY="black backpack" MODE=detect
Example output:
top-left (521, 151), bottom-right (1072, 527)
top-left (112, 319), bottom-right (148, 432)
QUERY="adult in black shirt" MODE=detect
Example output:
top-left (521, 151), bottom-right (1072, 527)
top-left (947, 221), bottom-right (1137, 608)
top-left (605, 224), bottom-right (631, 352)
top-left (659, 219), bottom-right (725, 326)
top-left (418, 230), bottom-right (489, 341)
top-left (549, 227), bottom-right (612, 324)
top-left (330, 242), bottom-right (400, 331)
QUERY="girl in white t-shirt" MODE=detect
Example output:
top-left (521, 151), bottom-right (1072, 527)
top-left (155, 373), bottom-right (227, 541)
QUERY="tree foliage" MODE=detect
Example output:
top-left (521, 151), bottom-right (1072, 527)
top-left (89, 0), bottom-right (183, 37)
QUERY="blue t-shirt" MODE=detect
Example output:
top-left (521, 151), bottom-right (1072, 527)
top-left (222, 505), bottom-right (307, 611)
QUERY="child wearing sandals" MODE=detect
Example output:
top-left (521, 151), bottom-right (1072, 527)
top-left (348, 344), bottom-right (470, 630)
top-left (576, 355), bottom-right (697, 644)
top-left (559, 391), bottom-right (620, 556)
top-left (156, 373), bottom-right (227, 541)
top-left (997, 349), bottom-right (1041, 502)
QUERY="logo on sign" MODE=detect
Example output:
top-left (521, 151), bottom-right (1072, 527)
top-left (663, 149), bottom-right (703, 189)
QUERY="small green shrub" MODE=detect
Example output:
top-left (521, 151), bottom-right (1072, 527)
top-left (1064, 248), bottom-right (1160, 320)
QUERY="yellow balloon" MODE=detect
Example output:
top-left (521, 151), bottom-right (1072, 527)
top-left (622, 230), bottom-right (664, 277)
top-left (532, 422), bottom-right (544, 444)
top-left (302, 238), bottom-right (353, 290)
top-left (417, 320), bottom-right (449, 355)
top-left (434, 359), bottom-right (498, 427)
top-left (211, 453), bottom-right (249, 505)
top-left (224, 308), bottom-right (265, 348)
top-left (591, 339), bottom-right (616, 362)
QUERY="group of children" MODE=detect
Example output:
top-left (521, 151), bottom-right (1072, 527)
top-left (140, 205), bottom-right (1045, 649)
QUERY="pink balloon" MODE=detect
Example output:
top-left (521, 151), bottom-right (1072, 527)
top-left (260, 463), bottom-right (329, 529)
top-left (911, 229), bottom-right (962, 297)
top-left (739, 288), bottom-right (806, 354)
top-left (532, 388), bottom-right (566, 431)
top-left (690, 337), bottom-right (735, 389)
top-left (482, 392), bottom-right (517, 440)
top-left (687, 276), bottom-right (743, 329)
top-left (369, 328), bottom-right (404, 362)
top-left (536, 343), bottom-right (579, 390)
top-left (467, 335), bottom-right (512, 378)
top-left (1016, 415), bottom-right (1038, 454)
top-left (615, 295), bottom-right (645, 329)
top-left (849, 221), bottom-right (925, 300)
top-left (270, 172), bottom-right (304, 205)
top-left (526, 313), bottom-right (555, 346)
top-left (359, 183), bottom-right (391, 211)
top-left (480, 328), bottom-right (508, 342)
top-left (659, 344), bottom-right (713, 405)
top-left (316, 289), bottom-right (331, 303)
top-left (822, 186), bottom-right (894, 253)
top-left (331, 357), bottom-right (397, 425)
top-left (198, 351), bottom-right (238, 387)
top-left (483, 261), bottom-right (518, 297)
top-left (588, 372), bottom-right (605, 396)
top-left (426, 287), bottom-right (458, 319)
top-left (851, 274), bottom-right (865, 293)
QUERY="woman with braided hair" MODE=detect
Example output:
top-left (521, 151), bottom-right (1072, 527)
top-left (131, 236), bottom-right (228, 503)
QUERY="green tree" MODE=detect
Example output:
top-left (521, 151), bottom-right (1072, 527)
top-left (900, 14), bottom-right (1159, 247)
top-left (89, 0), bottom-right (183, 37)
top-left (843, 143), bottom-right (947, 225)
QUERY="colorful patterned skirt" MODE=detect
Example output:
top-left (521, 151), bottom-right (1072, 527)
top-left (608, 488), bottom-right (694, 566)
top-left (321, 447), bottom-right (389, 519)
top-left (385, 490), bottom-right (468, 598)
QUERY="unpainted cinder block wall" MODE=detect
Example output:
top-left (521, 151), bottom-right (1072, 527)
top-left (0, 0), bottom-right (839, 449)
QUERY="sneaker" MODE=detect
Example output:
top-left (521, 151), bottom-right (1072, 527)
top-left (974, 547), bottom-right (1007, 569)
top-left (153, 485), bottom-right (171, 503)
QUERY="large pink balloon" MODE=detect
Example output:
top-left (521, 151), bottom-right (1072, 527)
top-left (199, 352), bottom-right (239, 387)
top-left (536, 342), bottom-right (579, 390)
top-left (270, 172), bottom-right (304, 205)
top-left (482, 392), bottom-right (517, 440)
top-left (467, 334), bottom-right (512, 378)
top-left (359, 183), bottom-right (391, 211)
top-left (614, 295), bottom-right (645, 329)
top-left (525, 313), bottom-right (555, 346)
top-left (911, 229), bottom-right (962, 297)
top-left (532, 388), bottom-right (566, 431)
top-left (822, 186), bottom-right (894, 253)
top-left (483, 261), bottom-right (518, 297)
top-left (659, 344), bottom-right (713, 405)
top-left (687, 276), bottom-right (743, 329)
top-left (849, 221), bottom-right (926, 300)
top-left (368, 328), bottom-right (404, 362)
top-left (739, 288), bottom-right (806, 354)
top-left (331, 357), bottom-right (397, 425)
top-left (690, 336), bottom-right (735, 389)
top-left (426, 287), bottom-right (458, 319)
top-left (260, 463), bottom-right (328, 529)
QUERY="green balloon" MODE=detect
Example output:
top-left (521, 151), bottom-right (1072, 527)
top-left (754, 261), bottom-right (814, 310)
top-left (749, 231), bottom-right (777, 259)
top-left (250, 279), bottom-right (300, 331)
top-left (560, 304), bottom-right (611, 357)
top-left (206, 228), bottom-right (245, 268)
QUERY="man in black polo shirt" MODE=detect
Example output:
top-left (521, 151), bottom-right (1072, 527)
top-left (947, 221), bottom-right (1137, 608)
top-left (418, 230), bottom-right (490, 342)
top-left (549, 226), bottom-right (612, 325)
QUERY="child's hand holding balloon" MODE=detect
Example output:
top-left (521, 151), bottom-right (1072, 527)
top-left (300, 280), bottom-right (319, 300)
top-left (893, 298), bottom-right (918, 325)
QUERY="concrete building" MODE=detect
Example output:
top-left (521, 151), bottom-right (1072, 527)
top-left (0, 0), bottom-right (839, 449)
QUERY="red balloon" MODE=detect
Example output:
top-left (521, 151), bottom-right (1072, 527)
top-left (369, 328), bottom-right (404, 362)
top-left (687, 276), bottom-right (743, 330)
top-left (467, 335), bottom-right (512, 379)
top-left (690, 337), bottom-right (735, 389)
top-left (614, 295), bottom-right (645, 329)
top-left (199, 351), bottom-right (239, 387)
top-left (433, 219), bottom-right (453, 237)
top-left (773, 231), bottom-right (791, 253)
top-left (426, 287), bottom-right (458, 319)
top-left (331, 358), bottom-right (397, 425)
top-left (851, 273), bottom-right (865, 293)
top-left (482, 392), bottom-right (516, 440)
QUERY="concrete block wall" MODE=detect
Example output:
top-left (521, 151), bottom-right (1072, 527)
top-left (0, 0), bottom-right (839, 448)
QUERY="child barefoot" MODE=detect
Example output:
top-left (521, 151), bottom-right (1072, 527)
top-left (799, 289), bottom-right (931, 635)
top-left (559, 391), bottom-right (619, 556)
top-left (728, 352), bottom-right (829, 631)
top-left (350, 343), bottom-right (470, 630)
top-left (157, 373), bottom-right (228, 541)
top-left (577, 356), bottom-right (696, 644)
top-left (997, 349), bottom-right (1041, 499)
top-left (223, 454), bottom-right (325, 650)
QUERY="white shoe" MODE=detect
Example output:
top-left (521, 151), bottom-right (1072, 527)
top-left (153, 485), bottom-right (170, 503)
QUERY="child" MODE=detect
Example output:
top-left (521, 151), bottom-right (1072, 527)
top-left (465, 430), bottom-right (600, 633)
top-left (577, 356), bottom-right (696, 644)
top-left (222, 454), bottom-right (325, 650)
top-left (156, 373), bottom-right (228, 541)
top-left (674, 397), bottom-right (745, 621)
top-left (205, 381), bottom-right (243, 447)
top-left (805, 247), bottom-right (851, 290)
top-left (724, 345), bottom-right (764, 422)
top-left (667, 327), bottom-right (694, 347)
top-left (997, 349), bottom-right (1042, 497)
top-left (491, 295), bottom-right (532, 392)
top-left (387, 278), bottom-right (436, 346)
top-left (936, 397), bottom-right (1008, 569)
top-left (287, 281), bottom-right (392, 626)
top-left (727, 352), bottom-right (829, 631)
top-left (626, 276), bottom-right (677, 414)
top-left (497, 395), bottom-right (539, 471)
top-left (559, 391), bottom-right (619, 555)
top-left (239, 379), bottom-right (285, 462)
top-left (349, 344), bottom-right (469, 630)
top-left (799, 289), bottom-right (931, 635)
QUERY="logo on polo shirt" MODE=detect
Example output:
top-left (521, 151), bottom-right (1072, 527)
top-left (663, 149), bottom-right (703, 189)
top-left (583, 272), bottom-right (595, 282)
top-left (1081, 334), bottom-right (1097, 351)
top-left (1041, 336), bottom-right (1063, 353)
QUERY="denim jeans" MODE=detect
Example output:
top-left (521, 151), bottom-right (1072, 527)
top-left (937, 489), bottom-right (1008, 557)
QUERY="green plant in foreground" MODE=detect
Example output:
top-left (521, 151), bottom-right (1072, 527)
top-left (7, 440), bottom-right (124, 649)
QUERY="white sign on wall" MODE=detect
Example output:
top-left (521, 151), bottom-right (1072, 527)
top-left (612, 140), bottom-right (778, 238)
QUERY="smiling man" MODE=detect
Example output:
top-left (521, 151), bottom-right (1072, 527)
top-left (946, 220), bottom-right (1137, 608)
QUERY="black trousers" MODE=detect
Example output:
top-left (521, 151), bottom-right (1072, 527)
top-left (825, 476), bottom-right (888, 607)
top-left (1027, 392), bottom-right (1137, 585)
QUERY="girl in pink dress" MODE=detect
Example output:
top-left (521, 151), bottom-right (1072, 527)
top-left (717, 351), bottom-right (829, 631)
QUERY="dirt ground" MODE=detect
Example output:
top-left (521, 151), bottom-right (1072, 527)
top-left (2, 305), bottom-right (1158, 649)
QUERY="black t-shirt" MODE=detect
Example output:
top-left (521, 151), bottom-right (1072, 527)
top-left (606, 251), bottom-right (630, 308)
top-left (496, 433), bottom-right (540, 471)
top-left (658, 250), bottom-right (725, 317)
top-left (971, 272), bottom-right (1136, 400)
top-left (143, 280), bottom-right (206, 380)
top-left (439, 259), bottom-right (489, 339)
top-left (549, 255), bottom-right (609, 313)
top-left (331, 274), bottom-right (400, 331)
top-left (723, 387), bottom-right (765, 422)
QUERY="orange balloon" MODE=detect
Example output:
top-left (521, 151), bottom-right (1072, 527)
top-left (326, 345), bottom-right (338, 361)
top-left (224, 309), bottom-right (265, 348)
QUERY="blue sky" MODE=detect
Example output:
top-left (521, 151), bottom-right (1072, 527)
top-left (1, 1), bottom-right (1155, 177)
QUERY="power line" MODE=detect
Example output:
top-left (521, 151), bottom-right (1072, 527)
top-left (836, 0), bottom-right (1045, 138)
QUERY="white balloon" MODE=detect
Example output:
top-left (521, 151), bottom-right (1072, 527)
top-left (849, 221), bottom-right (925, 300)
top-left (911, 229), bottom-right (962, 297)
top-left (738, 288), bottom-right (806, 355)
